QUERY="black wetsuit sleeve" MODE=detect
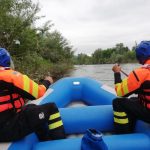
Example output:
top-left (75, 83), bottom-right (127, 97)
top-left (114, 72), bottom-right (122, 84)
top-left (41, 80), bottom-right (51, 90)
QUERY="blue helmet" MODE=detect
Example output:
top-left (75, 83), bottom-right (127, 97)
top-left (0, 48), bottom-right (11, 67)
top-left (135, 41), bottom-right (150, 64)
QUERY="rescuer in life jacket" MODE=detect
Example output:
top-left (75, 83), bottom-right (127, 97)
top-left (112, 41), bottom-right (150, 134)
top-left (0, 48), bottom-right (65, 142)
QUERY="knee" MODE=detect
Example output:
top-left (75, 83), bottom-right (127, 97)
top-left (112, 98), bottom-right (121, 106)
top-left (39, 102), bottom-right (58, 114)
top-left (112, 97), bottom-right (127, 108)
top-left (48, 102), bottom-right (57, 109)
top-left (112, 97), bottom-right (128, 111)
top-left (41, 102), bottom-right (57, 109)
top-left (45, 102), bottom-right (59, 113)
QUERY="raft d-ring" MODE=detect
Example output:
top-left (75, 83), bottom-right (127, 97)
top-left (73, 81), bottom-right (80, 85)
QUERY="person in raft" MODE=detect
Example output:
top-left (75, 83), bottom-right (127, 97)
top-left (112, 41), bottom-right (150, 134)
top-left (0, 48), bottom-right (65, 142)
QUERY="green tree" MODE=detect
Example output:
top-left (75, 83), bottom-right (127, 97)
top-left (74, 53), bottom-right (92, 65)
top-left (115, 43), bottom-right (129, 54)
top-left (0, 0), bottom-right (74, 80)
top-left (92, 49), bottom-right (104, 64)
top-left (39, 30), bottom-right (73, 63)
top-left (0, 0), bottom-right (39, 51)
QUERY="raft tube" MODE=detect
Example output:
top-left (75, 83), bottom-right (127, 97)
top-left (1, 77), bottom-right (150, 150)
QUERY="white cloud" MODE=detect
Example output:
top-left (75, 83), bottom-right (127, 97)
top-left (34, 0), bottom-right (150, 54)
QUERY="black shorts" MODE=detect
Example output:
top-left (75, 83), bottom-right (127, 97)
top-left (0, 103), bottom-right (57, 142)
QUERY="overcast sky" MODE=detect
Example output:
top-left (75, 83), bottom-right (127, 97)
top-left (33, 0), bottom-right (150, 55)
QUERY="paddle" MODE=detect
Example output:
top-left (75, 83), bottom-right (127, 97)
top-left (120, 69), bottom-right (128, 77)
top-left (115, 63), bottom-right (128, 77)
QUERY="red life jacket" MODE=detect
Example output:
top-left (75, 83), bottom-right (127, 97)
top-left (0, 67), bottom-right (24, 112)
top-left (139, 64), bottom-right (150, 109)
top-left (0, 90), bottom-right (25, 112)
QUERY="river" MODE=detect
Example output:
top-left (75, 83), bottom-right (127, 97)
top-left (69, 63), bottom-right (140, 88)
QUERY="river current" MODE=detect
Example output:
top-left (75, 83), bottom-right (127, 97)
top-left (69, 64), bottom-right (140, 88)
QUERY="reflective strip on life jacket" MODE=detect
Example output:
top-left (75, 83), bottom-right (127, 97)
top-left (115, 78), bottom-right (129, 96)
top-left (23, 75), bottom-right (39, 99)
top-left (23, 75), bottom-right (30, 93)
top-left (115, 83), bottom-right (122, 96)
top-left (32, 81), bottom-right (39, 98)
top-left (122, 78), bottom-right (129, 95)
top-left (0, 69), bottom-right (46, 99)
top-left (115, 68), bottom-right (144, 97)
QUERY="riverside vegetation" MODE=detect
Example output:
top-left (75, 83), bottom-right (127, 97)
top-left (0, 0), bottom-right (74, 81)
top-left (0, 0), bottom-right (138, 81)
top-left (73, 43), bottom-right (137, 65)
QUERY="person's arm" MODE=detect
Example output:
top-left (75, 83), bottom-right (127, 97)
top-left (114, 72), bottom-right (122, 84)
top-left (112, 65), bottom-right (142, 97)
top-left (112, 64), bottom-right (122, 84)
top-left (8, 70), bottom-right (53, 100)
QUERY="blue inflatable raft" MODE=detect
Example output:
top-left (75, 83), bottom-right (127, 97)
top-left (1, 77), bottom-right (150, 150)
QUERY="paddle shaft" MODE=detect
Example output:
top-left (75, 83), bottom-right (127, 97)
top-left (115, 63), bottom-right (129, 77)
top-left (120, 69), bottom-right (128, 77)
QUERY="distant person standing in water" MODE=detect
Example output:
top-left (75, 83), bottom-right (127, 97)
top-left (112, 41), bottom-right (150, 134)
top-left (0, 48), bottom-right (65, 142)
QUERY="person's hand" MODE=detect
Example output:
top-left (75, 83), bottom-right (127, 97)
top-left (44, 76), bottom-right (53, 84)
top-left (112, 64), bottom-right (121, 73)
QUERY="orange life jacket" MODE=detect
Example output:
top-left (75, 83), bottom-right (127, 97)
top-left (115, 60), bottom-right (150, 109)
top-left (138, 64), bottom-right (150, 109)
top-left (0, 67), bottom-right (47, 113)
top-left (0, 91), bottom-right (25, 112)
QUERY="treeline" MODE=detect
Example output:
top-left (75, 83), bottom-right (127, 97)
top-left (0, 0), bottom-right (139, 81)
top-left (0, 0), bottom-right (74, 81)
top-left (73, 43), bottom-right (137, 65)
